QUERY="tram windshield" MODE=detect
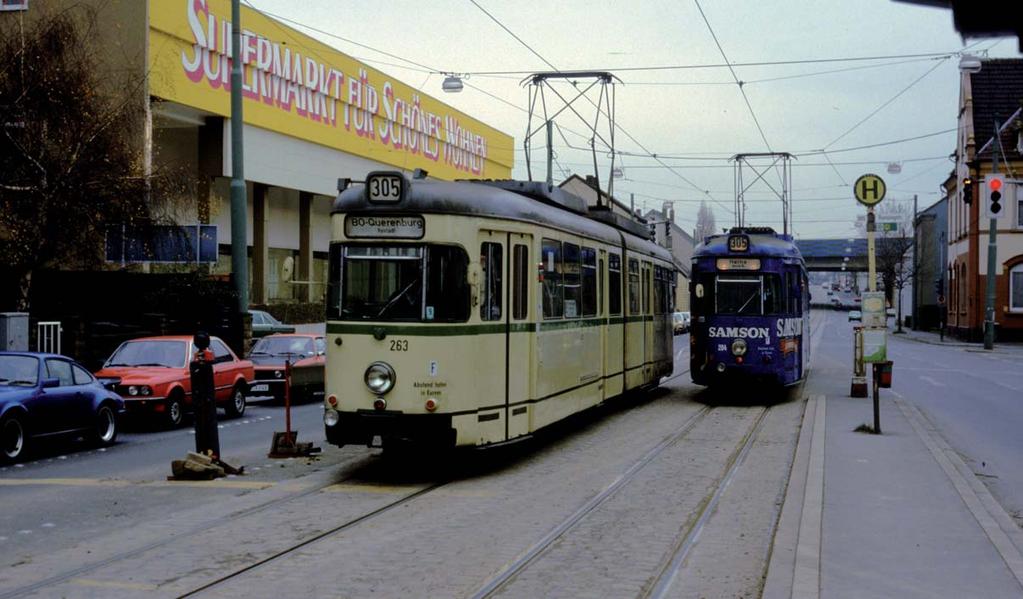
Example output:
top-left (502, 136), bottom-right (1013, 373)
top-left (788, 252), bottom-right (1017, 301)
top-left (328, 244), bottom-right (470, 322)
top-left (711, 274), bottom-right (784, 316)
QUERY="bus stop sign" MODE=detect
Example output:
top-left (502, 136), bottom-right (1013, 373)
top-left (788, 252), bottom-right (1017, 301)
top-left (854, 174), bottom-right (886, 207)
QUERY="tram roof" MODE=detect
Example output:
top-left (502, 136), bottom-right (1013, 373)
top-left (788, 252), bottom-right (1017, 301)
top-left (694, 229), bottom-right (804, 261)
top-left (333, 176), bottom-right (673, 262)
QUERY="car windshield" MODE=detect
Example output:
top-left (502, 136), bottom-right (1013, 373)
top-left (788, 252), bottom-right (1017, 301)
top-left (251, 336), bottom-right (314, 357)
top-left (0, 355), bottom-right (39, 385)
top-left (105, 340), bottom-right (187, 368)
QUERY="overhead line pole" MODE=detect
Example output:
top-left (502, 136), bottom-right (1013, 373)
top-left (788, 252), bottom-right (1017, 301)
top-left (984, 121), bottom-right (1000, 350)
top-left (230, 0), bottom-right (249, 314)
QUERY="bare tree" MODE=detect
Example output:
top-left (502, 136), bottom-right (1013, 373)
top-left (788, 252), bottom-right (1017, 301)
top-left (0, 10), bottom-right (164, 311)
top-left (875, 224), bottom-right (915, 333)
top-left (694, 200), bottom-right (717, 242)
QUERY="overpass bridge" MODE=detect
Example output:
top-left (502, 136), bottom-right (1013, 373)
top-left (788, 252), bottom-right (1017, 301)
top-left (795, 238), bottom-right (869, 271)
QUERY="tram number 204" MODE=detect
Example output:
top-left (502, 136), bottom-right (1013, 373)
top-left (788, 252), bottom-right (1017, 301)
top-left (389, 339), bottom-right (409, 352)
top-left (367, 174), bottom-right (404, 203)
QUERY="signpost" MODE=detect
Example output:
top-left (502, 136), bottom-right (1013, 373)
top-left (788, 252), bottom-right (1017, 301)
top-left (851, 174), bottom-right (891, 432)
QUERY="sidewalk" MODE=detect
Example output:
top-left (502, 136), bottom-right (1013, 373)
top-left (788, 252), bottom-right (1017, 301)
top-left (890, 326), bottom-right (1023, 355)
top-left (764, 382), bottom-right (1023, 597)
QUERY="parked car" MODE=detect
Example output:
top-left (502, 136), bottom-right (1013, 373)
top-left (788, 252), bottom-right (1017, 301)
top-left (849, 310), bottom-right (862, 322)
top-left (94, 336), bottom-right (254, 427)
top-left (672, 312), bottom-right (687, 335)
top-left (247, 333), bottom-right (326, 403)
top-left (1, 352), bottom-right (124, 462)
top-left (249, 310), bottom-right (296, 338)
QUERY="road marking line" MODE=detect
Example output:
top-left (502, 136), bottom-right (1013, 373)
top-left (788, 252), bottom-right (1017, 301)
top-left (792, 394), bottom-right (825, 599)
top-left (71, 578), bottom-right (158, 591)
top-left (0, 477), bottom-right (273, 490)
top-left (918, 375), bottom-right (945, 387)
top-left (323, 483), bottom-right (430, 494)
top-left (892, 393), bottom-right (1023, 590)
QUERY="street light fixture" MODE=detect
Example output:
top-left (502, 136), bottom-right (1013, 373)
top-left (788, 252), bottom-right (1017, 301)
top-left (442, 75), bottom-right (464, 93)
top-left (958, 54), bottom-right (982, 73)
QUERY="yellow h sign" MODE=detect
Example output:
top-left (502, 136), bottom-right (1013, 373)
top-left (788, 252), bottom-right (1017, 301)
top-left (854, 174), bottom-right (886, 206)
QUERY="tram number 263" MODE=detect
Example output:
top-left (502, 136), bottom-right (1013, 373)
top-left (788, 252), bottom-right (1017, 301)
top-left (389, 339), bottom-right (409, 352)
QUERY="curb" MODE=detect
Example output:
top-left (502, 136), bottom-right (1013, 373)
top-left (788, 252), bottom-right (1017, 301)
top-left (763, 395), bottom-right (822, 599)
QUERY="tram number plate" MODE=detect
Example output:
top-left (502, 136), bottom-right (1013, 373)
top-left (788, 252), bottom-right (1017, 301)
top-left (389, 339), bottom-right (409, 352)
top-left (728, 235), bottom-right (750, 252)
top-left (366, 173), bottom-right (404, 203)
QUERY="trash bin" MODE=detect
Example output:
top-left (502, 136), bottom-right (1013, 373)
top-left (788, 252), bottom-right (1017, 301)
top-left (876, 361), bottom-right (893, 388)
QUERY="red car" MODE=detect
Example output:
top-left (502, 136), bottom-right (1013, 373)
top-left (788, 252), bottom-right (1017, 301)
top-left (94, 335), bottom-right (254, 427)
top-left (247, 333), bottom-right (326, 403)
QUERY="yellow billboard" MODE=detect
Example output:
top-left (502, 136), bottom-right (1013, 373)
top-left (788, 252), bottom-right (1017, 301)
top-left (148, 0), bottom-right (513, 180)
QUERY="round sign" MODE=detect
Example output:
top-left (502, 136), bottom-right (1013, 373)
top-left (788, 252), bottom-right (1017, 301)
top-left (854, 174), bottom-right (886, 206)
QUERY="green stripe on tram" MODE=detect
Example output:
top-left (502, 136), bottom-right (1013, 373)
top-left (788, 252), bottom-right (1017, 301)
top-left (326, 315), bottom-right (655, 336)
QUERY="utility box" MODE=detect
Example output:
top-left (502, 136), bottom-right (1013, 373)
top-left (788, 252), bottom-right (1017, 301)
top-left (0, 313), bottom-right (29, 352)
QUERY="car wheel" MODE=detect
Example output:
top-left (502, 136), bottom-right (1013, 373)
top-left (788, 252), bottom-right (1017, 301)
top-left (93, 404), bottom-right (118, 446)
top-left (166, 393), bottom-right (184, 428)
top-left (1, 414), bottom-right (27, 463)
top-left (225, 385), bottom-right (246, 418)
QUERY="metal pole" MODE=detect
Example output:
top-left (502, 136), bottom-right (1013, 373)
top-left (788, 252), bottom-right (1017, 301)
top-left (230, 0), bottom-right (249, 314)
top-left (984, 121), bottom-right (1000, 350)
top-left (872, 364), bottom-right (881, 434)
top-left (912, 194), bottom-right (918, 330)
top-left (545, 120), bottom-right (553, 187)
top-left (867, 207), bottom-right (877, 292)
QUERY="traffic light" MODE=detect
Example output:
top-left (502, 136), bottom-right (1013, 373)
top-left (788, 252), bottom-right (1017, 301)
top-left (934, 279), bottom-right (942, 295)
top-left (962, 176), bottom-right (973, 204)
top-left (984, 174), bottom-right (1007, 220)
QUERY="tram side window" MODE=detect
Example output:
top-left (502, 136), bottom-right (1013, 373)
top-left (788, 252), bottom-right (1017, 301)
top-left (605, 253), bottom-right (621, 314)
top-left (598, 258), bottom-right (605, 315)
top-left (563, 243), bottom-right (581, 318)
top-left (581, 247), bottom-right (597, 317)
top-left (542, 239), bottom-right (563, 319)
top-left (628, 259), bottom-right (640, 315)
top-left (609, 254), bottom-right (622, 316)
top-left (763, 274), bottom-right (784, 315)
top-left (425, 246), bottom-right (470, 322)
top-left (653, 267), bottom-right (664, 315)
top-left (480, 242), bottom-right (503, 321)
top-left (513, 244), bottom-right (528, 320)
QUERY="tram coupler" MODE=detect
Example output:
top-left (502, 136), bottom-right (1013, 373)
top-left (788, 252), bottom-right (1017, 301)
top-left (268, 359), bottom-right (321, 458)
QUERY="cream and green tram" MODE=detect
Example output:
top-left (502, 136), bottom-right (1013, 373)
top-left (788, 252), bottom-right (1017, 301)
top-left (323, 171), bottom-right (675, 449)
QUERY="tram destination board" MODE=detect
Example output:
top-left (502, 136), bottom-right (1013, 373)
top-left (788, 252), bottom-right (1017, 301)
top-left (345, 215), bottom-right (425, 239)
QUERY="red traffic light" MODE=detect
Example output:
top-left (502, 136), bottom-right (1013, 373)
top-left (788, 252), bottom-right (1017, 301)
top-left (989, 178), bottom-right (1003, 191)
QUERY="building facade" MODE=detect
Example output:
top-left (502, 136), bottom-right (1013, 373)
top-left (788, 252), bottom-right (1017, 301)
top-left (914, 196), bottom-right (948, 331)
top-left (945, 59), bottom-right (1023, 341)
top-left (3, 0), bottom-right (512, 305)
top-left (947, 58), bottom-right (1023, 341)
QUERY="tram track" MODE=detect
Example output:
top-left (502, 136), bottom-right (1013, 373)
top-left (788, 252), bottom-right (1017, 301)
top-left (177, 480), bottom-right (450, 598)
top-left (469, 404), bottom-right (770, 599)
top-left (644, 406), bottom-right (769, 599)
top-left (0, 454), bottom-right (375, 599)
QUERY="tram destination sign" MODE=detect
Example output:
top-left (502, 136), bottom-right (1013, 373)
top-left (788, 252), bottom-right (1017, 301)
top-left (345, 215), bottom-right (425, 239)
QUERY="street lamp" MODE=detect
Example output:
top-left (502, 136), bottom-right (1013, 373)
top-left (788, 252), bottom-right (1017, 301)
top-left (442, 75), bottom-right (464, 93)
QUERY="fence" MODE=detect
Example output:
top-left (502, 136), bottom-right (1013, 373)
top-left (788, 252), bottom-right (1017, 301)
top-left (36, 321), bottom-right (62, 354)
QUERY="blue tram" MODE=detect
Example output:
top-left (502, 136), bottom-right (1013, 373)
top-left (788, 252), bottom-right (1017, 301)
top-left (690, 227), bottom-right (810, 387)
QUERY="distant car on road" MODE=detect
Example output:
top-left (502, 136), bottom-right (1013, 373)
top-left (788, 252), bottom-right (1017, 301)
top-left (1, 352), bottom-right (123, 463)
top-left (247, 333), bottom-right (326, 403)
top-left (249, 310), bottom-right (296, 338)
top-left (673, 312), bottom-right (692, 334)
top-left (848, 310), bottom-right (862, 322)
top-left (94, 336), bottom-right (254, 427)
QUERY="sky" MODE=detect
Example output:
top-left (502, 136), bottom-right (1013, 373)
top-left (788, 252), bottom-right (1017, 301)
top-left (248, 0), bottom-right (1021, 239)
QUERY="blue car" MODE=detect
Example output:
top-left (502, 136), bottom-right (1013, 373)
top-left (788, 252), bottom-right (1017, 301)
top-left (0, 352), bottom-right (125, 463)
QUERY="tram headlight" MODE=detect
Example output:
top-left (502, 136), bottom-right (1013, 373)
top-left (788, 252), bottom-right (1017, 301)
top-left (364, 361), bottom-right (396, 395)
top-left (324, 408), bottom-right (340, 427)
top-left (731, 339), bottom-right (748, 357)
